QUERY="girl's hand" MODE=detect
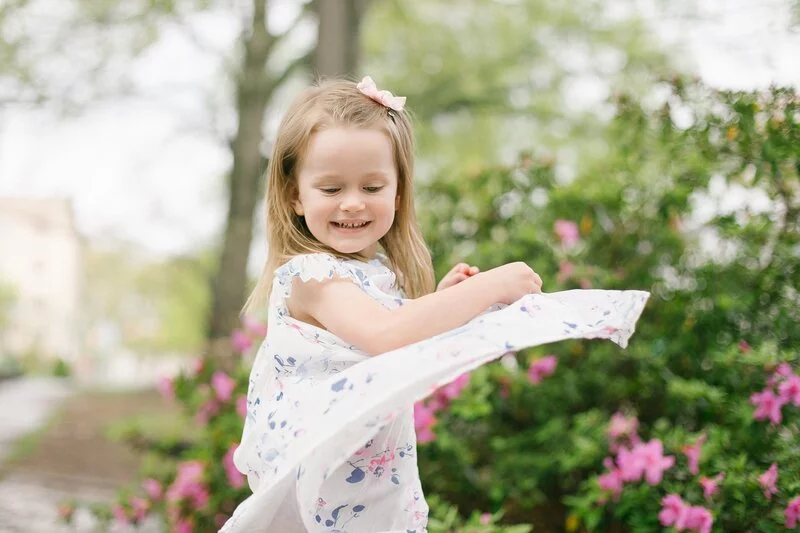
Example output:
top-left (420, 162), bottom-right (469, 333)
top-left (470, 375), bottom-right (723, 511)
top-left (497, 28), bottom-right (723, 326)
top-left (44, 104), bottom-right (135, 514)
top-left (437, 263), bottom-right (480, 291)
top-left (482, 262), bottom-right (543, 304)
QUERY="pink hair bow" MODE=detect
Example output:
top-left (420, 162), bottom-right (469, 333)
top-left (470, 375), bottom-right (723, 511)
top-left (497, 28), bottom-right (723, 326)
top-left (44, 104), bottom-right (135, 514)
top-left (356, 76), bottom-right (406, 112)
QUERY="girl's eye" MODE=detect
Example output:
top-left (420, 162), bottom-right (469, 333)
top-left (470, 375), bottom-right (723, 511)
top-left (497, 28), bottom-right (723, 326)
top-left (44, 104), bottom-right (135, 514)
top-left (364, 186), bottom-right (383, 193)
top-left (320, 188), bottom-right (340, 194)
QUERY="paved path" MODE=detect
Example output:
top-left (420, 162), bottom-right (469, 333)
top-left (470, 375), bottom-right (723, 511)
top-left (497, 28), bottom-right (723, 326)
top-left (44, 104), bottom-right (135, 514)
top-left (0, 378), bottom-right (160, 532)
top-left (0, 377), bottom-right (74, 462)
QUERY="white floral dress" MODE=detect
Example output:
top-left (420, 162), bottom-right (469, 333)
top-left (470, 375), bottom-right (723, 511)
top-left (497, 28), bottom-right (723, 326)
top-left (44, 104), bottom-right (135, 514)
top-left (221, 253), bottom-right (650, 533)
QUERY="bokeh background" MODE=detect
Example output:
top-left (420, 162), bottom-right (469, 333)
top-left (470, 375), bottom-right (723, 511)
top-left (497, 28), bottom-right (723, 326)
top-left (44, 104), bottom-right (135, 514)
top-left (1, 0), bottom-right (799, 531)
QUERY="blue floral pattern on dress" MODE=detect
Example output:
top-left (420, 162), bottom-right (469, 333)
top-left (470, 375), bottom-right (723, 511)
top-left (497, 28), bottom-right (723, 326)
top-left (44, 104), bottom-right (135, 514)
top-left (220, 253), bottom-right (650, 533)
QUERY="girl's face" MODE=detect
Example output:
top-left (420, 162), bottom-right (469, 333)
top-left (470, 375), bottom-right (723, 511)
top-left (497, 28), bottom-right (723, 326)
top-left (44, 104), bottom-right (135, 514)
top-left (293, 126), bottom-right (399, 258)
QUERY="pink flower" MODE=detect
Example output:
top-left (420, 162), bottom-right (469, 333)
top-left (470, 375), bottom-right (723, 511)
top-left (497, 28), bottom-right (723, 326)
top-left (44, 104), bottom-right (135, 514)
top-left (785, 495), bottom-right (800, 528)
top-left (738, 339), bottom-right (751, 352)
top-left (223, 443), bottom-right (246, 489)
top-left (682, 434), bottom-right (706, 475)
top-left (750, 389), bottom-right (785, 424)
top-left (414, 403), bottom-right (437, 443)
top-left (231, 329), bottom-right (253, 353)
top-left (608, 412), bottom-right (639, 441)
top-left (554, 219), bottom-right (580, 248)
top-left (243, 316), bottom-right (267, 337)
top-left (699, 473), bottom-right (724, 500)
top-left (130, 497), bottom-right (149, 521)
top-left (157, 376), bottom-right (175, 401)
top-left (236, 395), bottom-right (248, 418)
top-left (356, 76), bottom-right (406, 111)
top-left (480, 513), bottom-right (492, 525)
top-left (175, 518), bottom-right (194, 533)
top-left (56, 503), bottom-right (75, 520)
top-left (618, 440), bottom-right (674, 485)
top-left (112, 504), bottom-right (129, 524)
top-left (211, 371), bottom-right (237, 402)
top-left (759, 463), bottom-right (778, 500)
top-left (659, 494), bottom-right (689, 528)
top-left (557, 261), bottom-right (575, 284)
top-left (195, 398), bottom-right (220, 425)
top-left (167, 460), bottom-right (209, 510)
top-left (438, 373), bottom-right (470, 401)
top-left (775, 363), bottom-right (793, 378)
top-left (413, 403), bottom-right (436, 431)
top-left (527, 355), bottom-right (558, 384)
top-left (143, 478), bottom-right (163, 500)
top-left (190, 358), bottom-right (205, 377)
top-left (598, 460), bottom-right (624, 500)
top-left (685, 505), bottom-right (714, 533)
top-left (637, 440), bottom-right (675, 485)
top-left (778, 374), bottom-right (800, 406)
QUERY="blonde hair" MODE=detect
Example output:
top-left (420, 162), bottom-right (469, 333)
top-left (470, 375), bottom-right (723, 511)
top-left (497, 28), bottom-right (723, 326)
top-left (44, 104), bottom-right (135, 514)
top-left (243, 78), bottom-right (435, 315)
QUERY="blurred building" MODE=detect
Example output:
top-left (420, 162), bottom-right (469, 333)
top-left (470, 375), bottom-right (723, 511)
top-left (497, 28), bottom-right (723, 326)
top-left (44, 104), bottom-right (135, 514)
top-left (0, 198), bottom-right (85, 363)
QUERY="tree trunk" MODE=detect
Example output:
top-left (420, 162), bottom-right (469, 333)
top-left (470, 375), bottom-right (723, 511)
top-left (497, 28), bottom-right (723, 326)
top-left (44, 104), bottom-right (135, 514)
top-left (207, 0), bottom-right (273, 352)
top-left (313, 0), bottom-right (368, 78)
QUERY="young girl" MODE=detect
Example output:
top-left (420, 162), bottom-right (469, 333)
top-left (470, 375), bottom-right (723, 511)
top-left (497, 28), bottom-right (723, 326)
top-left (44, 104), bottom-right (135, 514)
top-left (221, 76), bottom-right (649, 533)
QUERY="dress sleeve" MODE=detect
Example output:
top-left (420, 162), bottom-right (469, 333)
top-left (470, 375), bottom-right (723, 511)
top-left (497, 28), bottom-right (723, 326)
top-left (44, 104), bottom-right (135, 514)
top-left (270, 253), bottom-right (366, 319)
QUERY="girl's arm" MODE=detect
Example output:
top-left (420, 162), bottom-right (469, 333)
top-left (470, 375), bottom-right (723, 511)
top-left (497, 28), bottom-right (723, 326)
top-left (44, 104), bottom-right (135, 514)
top-left (289, 263), bottom-right (541, 356)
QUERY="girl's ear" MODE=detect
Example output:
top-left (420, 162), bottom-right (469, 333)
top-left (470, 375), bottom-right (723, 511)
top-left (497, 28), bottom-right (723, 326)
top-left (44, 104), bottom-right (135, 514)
top-left (291, 185), bottom-right (304, 216)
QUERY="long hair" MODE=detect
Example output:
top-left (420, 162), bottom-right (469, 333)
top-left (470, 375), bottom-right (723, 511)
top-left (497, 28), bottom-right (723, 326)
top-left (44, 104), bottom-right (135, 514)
top-left (243, 78), bottom-right (434, 316)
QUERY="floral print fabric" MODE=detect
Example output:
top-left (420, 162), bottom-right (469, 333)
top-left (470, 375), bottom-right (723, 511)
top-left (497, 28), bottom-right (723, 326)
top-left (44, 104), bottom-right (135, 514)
top-left (221, 253), bottom-right (650, 533)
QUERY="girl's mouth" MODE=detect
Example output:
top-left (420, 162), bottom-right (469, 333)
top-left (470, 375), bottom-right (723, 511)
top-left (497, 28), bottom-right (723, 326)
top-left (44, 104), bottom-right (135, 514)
top-left (331, 221), bottom-right (371, 229)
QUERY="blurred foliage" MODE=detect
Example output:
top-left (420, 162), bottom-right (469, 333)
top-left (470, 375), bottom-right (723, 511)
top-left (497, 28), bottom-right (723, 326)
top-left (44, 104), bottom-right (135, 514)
top-left (416, 79), bottom-right (800, 530)
top-left (362, 0), bottom-right (675, 177)
top-left (84, 248), bottom-right (213, 354)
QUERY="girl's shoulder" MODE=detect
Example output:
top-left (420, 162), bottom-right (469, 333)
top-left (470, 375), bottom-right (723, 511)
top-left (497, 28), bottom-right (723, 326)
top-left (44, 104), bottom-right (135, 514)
top-left (275, 252), bottom-right (376, 287)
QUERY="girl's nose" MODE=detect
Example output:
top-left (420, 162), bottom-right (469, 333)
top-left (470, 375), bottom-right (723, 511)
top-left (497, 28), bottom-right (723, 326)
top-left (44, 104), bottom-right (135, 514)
top-left (340, 194), bottom-right (365, 212)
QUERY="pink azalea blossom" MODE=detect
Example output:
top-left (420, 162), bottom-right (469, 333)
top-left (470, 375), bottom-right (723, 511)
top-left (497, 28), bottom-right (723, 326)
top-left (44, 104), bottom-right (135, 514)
top-left (608, 412), bottom-right (639, 441)
top-left (738, 339), bottom-right (751, 352)
top-left (413, 403), bottom-right (437, 431)
top-left (685, 505), bottom-right (714, 533)
top-left (637, 440), bottom-right (675, 485)
top-left (618, 440), bottom-right (674, 485)
top-left (683, 434), bottom-right (706, 475)
top-left (236, 395), bottom-right (248, 418)
top-left (175, 518), bottom-right (194, 533)
top-left (196, 398), bottom-right (220, 425)
top-left (438, 373), bottom-right (470, 401)
top-left (557, 261), bottom-right (575, 284)
top-left (480, 513), bottom-right (492, 525)
top-left (243, 316), bottom-right (267, 337)
top-left (223, 443), bottom-right (246, 489)
top-left (527, 355), bottom-right (558, 384)
top-left (785, 495), bottom-right (800, 528)
top-left (143, 478), bottom-right (163, 500)
top-left (130, 497), bottom-right (149, 521)
top-left (778, 374), bottom-right (800, 406)
top-left (416, 426), bottom-right (436, 444)
top-left (231, 329), bottom-right (253, 353)
top-left (554, 219), bottom-right (580, 248)
top-left (699, 473), bottom-right (724, 500)
top-left (211, 371), bottom-right (237, 402)
top-left (167, 460), bottom-right (209, 510)
top-left (750, 389), bottom-right (785, 425)
top-left (659, 494), bottom-right (689, 528)
top-left (598, 461), bottom-right (624, 500)
top-left (56, 503), bottom-right (75, 520)
top-left (414, 403), bottom-right (437, 443)
top-left (759, 463), bottom-right (778, 500)
top-left (112, 504), bottom-right (130, 525)
top-left (190, 358), bottom-right (205, 377)
top-left (157, 376), bottom-right (174, 401)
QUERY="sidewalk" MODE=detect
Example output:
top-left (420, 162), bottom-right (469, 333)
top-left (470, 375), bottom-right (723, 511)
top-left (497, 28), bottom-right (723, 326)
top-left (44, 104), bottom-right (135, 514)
top-left (0, 377), bottom-right (74, 462)
top-left (0, 377), bottom-right (161, 532)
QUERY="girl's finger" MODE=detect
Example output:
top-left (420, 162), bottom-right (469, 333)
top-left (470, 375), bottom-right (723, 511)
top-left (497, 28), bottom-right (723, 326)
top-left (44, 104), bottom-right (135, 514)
top-left (468, 266), bottom-right (480, 275)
